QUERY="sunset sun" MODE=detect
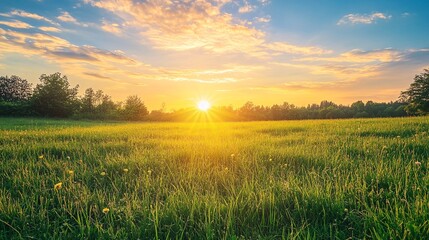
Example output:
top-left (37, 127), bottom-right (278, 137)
top-left (197, 100), bottom-right (211, 111)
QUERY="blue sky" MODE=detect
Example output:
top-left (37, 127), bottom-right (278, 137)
top-left (1, 0), bottom-right (428, 110)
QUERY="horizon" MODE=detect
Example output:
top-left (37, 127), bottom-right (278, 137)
top-left (1, 0), bottom-right (429, 111)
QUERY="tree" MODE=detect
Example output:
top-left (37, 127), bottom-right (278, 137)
top-left (0, 75), bottom-right (32, 102)
top-left (122, 95), bottom-right (148, 120)
top-left (31, 73), bottom-right (79, 117)
top-left (400, 69), bottom-right (429, 115)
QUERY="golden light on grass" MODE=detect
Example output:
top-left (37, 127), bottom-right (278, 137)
top-left (54, 182), bottom-right (62, 190)
top-left (197, 100), bottom-right (211, 112)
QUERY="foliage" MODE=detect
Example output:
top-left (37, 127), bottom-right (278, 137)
top-left (1, 117), bottom-right (429, 239)
top-left (0, 70), bottom-right (419, 120)
top-left (0, 75), bottom-right (32, 102)
top-left (401, 69), bottom-right (429, 115)
top-left (79, 88), bottom-right (119, 119)
top-left (122, 95), bottom-right (149, 121)
top-left (31, 72), bottom-right (79, 117)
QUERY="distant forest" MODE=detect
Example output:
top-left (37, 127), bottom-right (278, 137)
top-left (1, 70), bottom-right (428, 121)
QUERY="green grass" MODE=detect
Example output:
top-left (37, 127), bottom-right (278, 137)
top-left (1, 117), bottom-right (429, 239)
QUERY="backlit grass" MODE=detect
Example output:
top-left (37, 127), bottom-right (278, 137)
top-left (1, 117), bottom-right (429, 239)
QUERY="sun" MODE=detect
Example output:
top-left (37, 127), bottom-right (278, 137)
top-left (197, 100), bottom-right (211, 111)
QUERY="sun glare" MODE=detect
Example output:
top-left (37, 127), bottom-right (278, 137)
top-left (197, 100), bottom-right (211, 111)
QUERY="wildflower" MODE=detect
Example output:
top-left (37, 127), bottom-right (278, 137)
top-left (66, 156), bottom-right (71, 160)
top-left (68, 170), bottom-right (74, 175)
top-left (415, 161), bottom-right (421, 166)
top-left (100, 172), bottom-right (106, 176)
top-left (54, 182), bottom-right (63, 190)
top-left (102, 208), bottom-right (110, 214)
top-left (78, 159), bottom-right (83, 164)
top-left (269, 158), bottom-right (272, 162)
top-left (147, 170), bottom-right (152, 175)
top-left (38, 155), bottom-right (44, 159)
top-left (123, 168), bottom-right (129, 173)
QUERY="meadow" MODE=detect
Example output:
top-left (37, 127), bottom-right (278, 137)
top-left (0, 117), bottom-right (429, 239)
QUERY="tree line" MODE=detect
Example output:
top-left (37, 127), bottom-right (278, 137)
top-left (1, 70), bottom-right (428, 121)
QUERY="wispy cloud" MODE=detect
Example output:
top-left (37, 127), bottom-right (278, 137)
top-left (57, 11), bottom-right (77, 23)
top-left (239, 0), bottom-right (255, 13)
top-left (297, 49), bottom-right (403, 63)
top-left (8, 9), bottom-right (58, 25)
top-left (101, 20), bottom-right (122, 35)
top-left (255, 16), bottom-right (271, 23)
top-left (39, 26), bottom-right (61, 32)
top-left (337, 12), bottom-right (391, 25)
top-left (0, 26), bottom-right (266, 87)
top-left (84, 0), bottom-right (330, 58)
top-left (0, 20), bottom-right (33, 29)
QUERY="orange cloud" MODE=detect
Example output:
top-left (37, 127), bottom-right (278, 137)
top-left (8, 9), bottom-right (58, 25)
top-left (0, 20), bottom-right (33, 29)
top-left (298, 49), bottom-right (402, 63)
top-left (39, 26), bottom-right (62, 32)
top-left (84, 0), bottom-right (330, 57)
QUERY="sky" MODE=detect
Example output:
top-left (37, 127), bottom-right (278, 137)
top-left (1, 0), bottom-right (429, 111)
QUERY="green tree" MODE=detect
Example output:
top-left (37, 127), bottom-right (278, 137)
top-left (401, 69), bottom-right (429, 115)
top-left (122, 95), bottom-right (148, 120)
top-left (0, 75), bottom-right (32, 102)
top-left (31, 73), bottom-right (79, 117)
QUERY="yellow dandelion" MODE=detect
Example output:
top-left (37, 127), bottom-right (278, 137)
top-left (147, 170), bottom-right (152, 175)
top-left (230, 154), bottom-right (235, 158)
top-left (102, 208), bottom-right (110, 214)
top-left (123, 168), bottom-right (129, 173)
top-left (78, 159), bottom-right (83, 164)
top-left (415, 161), bottom-right (422, 166)
top-left (100, 172), bottom-right (106, 176)
top-left (38, 155), bottom-right (44, 159)
top-left (68, 170), bottom-right (74, 175)
top-left (54, 182), bottom-right (62, 190)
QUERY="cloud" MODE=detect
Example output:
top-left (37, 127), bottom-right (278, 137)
top-left (266, 42), bottom-right (332, 55)
top-left (8, 9), bottom-right (58, 25)
top-left (84, 0), bottom-right (330, 58)
top-left (255, 16), bottom-right (270, 23)
top-left (337, 12), bottom-right (391, 25)
top-left (0, 20), bottom-right (33, 29)
top-left (0, 26), bottom-right (265, 88)
top-left (84, 72), bottom-right (111, 79)
top-left (239, 0), bottom-right (255, 13)
top-left (57, 11), bottom-right (77, 23)
top-left (298, 49), bottom-right (403, 63)
top-left (101, 21), bottom-right (122, 35)
top-left (39, 26), bottom-right (61, 32)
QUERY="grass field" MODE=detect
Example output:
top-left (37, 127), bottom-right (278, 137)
top-left (1, 117), bottom-right (429, 239)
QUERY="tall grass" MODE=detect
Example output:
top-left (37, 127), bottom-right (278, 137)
top-left (0, 117), bottom-right (428, 239)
